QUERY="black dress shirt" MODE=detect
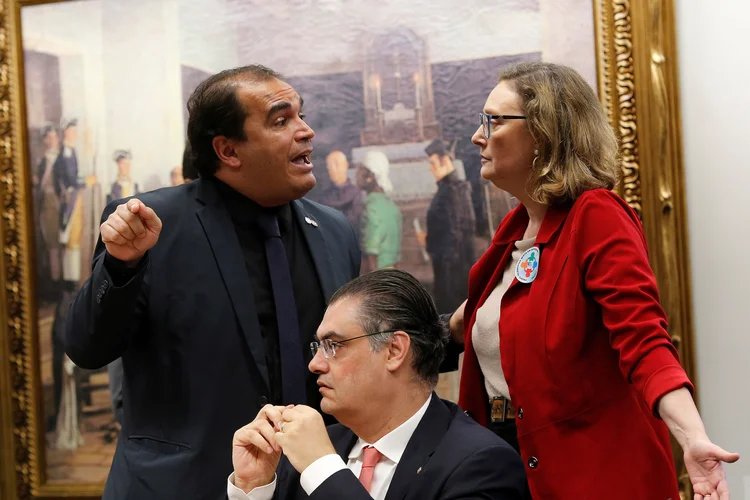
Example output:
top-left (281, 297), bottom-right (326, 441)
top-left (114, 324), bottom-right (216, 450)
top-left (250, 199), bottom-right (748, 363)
top-left (213, 178), bottom-right (327, 409)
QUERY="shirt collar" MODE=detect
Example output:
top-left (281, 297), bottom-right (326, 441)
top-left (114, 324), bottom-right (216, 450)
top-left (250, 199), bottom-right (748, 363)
top-left (211, 177), bottom-right (293, 232)
top-left (348, 395), bottom-right (431, 465)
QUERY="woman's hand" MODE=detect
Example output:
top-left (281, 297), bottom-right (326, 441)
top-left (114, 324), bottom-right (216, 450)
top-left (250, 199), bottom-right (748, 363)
top-left (658, 388), bottom-right (739, 499)
top-left (448, 300), bottom-right (467, 344)
top-left (684, 437), bottom-right (739, 499)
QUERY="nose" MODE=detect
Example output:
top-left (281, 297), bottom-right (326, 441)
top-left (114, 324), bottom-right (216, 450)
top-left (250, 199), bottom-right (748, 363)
top-left (296, 118), bottom-right (315, 141)
top-left (471, 125), bottom-right (485, 147)
top-left (308, 347), bottom-right (328, 375)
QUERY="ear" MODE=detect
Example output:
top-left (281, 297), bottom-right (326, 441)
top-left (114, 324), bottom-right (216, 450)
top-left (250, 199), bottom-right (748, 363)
top-left (212, 136), bottom-right (242, 169)
top-left (440, 156), bottom-right (451, 168)
top-left (384, 331), bottom-right (411, 373)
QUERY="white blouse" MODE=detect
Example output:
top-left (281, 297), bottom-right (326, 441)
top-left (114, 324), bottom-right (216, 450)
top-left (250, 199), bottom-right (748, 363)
top-left (471, 237), bottom-right (536, 400)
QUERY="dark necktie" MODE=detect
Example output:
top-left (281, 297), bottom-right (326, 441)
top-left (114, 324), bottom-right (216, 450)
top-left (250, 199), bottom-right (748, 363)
top-left (257, 212), bottom-right (307, 405)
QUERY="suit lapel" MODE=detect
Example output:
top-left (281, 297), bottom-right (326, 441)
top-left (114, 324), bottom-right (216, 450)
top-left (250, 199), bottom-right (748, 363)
top-left (194, 179), bottom-right (270, 392)
top-left (333, 426), bottom-right (359, 463)
top-left (292, 201), bottom-right (337, 302)
top-left (384, 393), bottom-right (452, 500)
top-left (482, 202), bottom-right (570, 302)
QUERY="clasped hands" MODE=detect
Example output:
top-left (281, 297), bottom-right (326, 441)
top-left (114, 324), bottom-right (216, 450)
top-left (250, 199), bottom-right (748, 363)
top-left (232, 404), bottom-right (336, 494)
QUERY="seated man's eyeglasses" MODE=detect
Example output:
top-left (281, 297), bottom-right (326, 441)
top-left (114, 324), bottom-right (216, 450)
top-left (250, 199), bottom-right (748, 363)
top-left (479, 112), bottom-right (527, 139)
top-left (310, 330), bottom-right (421, 359)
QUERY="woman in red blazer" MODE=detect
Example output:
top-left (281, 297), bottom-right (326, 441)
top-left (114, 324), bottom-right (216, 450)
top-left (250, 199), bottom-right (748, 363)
top-left (450, 61), bottom-right (738, 499)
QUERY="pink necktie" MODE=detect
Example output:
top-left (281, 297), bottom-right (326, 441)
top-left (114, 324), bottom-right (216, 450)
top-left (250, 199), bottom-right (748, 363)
top-left (358, 446), bottom-right (383, 493)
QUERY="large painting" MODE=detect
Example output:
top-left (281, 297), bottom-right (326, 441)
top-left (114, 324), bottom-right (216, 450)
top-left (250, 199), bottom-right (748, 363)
top-left (0, 0), bottom-right (696, 498)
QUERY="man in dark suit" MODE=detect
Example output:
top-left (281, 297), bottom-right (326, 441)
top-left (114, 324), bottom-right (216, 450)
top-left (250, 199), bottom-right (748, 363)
top-left (420, 139), bottom-right (476, 313)
top-left (63, 65), bottom-right (361, 500)
top-left (227, 270), bottom-right (527, 500)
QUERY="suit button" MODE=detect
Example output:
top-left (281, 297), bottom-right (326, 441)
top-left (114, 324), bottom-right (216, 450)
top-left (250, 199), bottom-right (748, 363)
top-left (528, 457), bottom-right (538, 469)
top-left (257, 396), bottom-right (268, 407)
top-left (102, 279), bottom-right (109, 290)
top-left (518, 407), bottom-right (524, 419)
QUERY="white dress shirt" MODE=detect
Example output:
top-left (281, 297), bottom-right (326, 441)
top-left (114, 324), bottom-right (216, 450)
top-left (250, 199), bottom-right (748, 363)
top-left (227, 396), bottom-right (432, 500)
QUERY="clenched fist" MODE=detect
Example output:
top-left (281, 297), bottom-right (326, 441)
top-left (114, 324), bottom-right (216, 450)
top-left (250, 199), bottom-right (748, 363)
top-left (232, 405), bottom-right (290, 493)
top-left (274, 405), bottom-right (336, 474)
top-left (100, 199), bottom-right (162, 265)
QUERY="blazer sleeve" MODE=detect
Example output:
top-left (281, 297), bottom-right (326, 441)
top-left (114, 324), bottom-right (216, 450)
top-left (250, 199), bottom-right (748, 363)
top-left (439, 313), bottom-right (465, 373)
top-left (63, 199), bottom-right (150, 369)
top-left (572, 190), bottom-right (693, 414)
top-left (259, 454), bottom-right (371, 500)
top-left (439, 443), bottom-right (527, 499)
top-left (307, 469), bottom-right (374, 500)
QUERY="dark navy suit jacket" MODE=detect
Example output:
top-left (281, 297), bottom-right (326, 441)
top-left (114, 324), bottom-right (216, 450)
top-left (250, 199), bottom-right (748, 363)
top-left (64, 177), bottom-right (361, 500)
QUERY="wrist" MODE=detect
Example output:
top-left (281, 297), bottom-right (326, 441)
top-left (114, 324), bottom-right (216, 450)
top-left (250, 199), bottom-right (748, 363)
top-left (301, 447), bottom-right (336, 474)
top-left (234, 474), bottom-right (274, 494)
top-left (672, 423), bottom-right (708, 450)
top-left (105, 250), bottom-right (144, 268)
top-left (684, 429), bottom-right (709, 447)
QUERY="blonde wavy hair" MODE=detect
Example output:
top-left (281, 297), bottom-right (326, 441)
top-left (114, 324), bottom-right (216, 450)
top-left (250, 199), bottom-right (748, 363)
top-left (499, 61), bottom-right (620, 204)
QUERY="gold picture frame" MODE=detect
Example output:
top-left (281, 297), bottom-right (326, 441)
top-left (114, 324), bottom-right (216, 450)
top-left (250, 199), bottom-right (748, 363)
top-left (0, 0), bottom-right (695, 498)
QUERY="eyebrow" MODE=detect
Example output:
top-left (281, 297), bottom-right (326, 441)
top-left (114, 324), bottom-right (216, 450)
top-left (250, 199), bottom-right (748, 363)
top-left (484, 107), bottom-right (524, 116)
top-left (266, 96), bottom-right (304, 121)
top-left (316, 331), bottom-right (342, 342)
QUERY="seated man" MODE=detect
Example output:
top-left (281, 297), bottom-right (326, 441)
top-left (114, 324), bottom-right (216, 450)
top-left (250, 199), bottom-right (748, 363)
top-left (227, 269), bottom-right (527, 499)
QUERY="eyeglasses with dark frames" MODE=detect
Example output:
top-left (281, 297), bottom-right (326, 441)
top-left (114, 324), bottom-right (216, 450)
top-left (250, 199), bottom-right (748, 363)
top-left (479, 112), bottom-right (527, 139)
top-left (310, 330), bottom-right (421, 359)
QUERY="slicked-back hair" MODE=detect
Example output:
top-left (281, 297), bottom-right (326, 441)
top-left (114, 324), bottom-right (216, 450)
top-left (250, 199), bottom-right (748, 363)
top-left (186, 64), bottom-right (285, 177)
top-left (329, 269), bottom-right (449, 388)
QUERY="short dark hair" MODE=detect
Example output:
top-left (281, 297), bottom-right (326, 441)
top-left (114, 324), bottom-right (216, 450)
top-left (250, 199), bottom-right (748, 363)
top-left (186, 65), bottom-right (285, 178)
top-left (424, 139), bottom-right (448, 158)
top-left (329, 269), bottom-right (448, 387)
top-left (181, 141), bottom-right (199, 181)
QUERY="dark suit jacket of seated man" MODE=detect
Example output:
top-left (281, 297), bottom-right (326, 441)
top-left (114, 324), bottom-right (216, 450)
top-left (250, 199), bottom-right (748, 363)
top-left (225, 270), bottom-right (527, 500)
top-left (62, 65), bottom-right (360, 500)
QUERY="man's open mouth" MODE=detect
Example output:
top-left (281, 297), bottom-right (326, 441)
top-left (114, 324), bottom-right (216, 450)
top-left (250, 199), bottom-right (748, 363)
top-left (291, 153), bottom-right (312, 166)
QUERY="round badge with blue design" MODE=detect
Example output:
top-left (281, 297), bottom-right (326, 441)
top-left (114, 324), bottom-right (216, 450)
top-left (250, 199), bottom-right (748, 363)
top-left (515, 247), bottom-right (540, 284)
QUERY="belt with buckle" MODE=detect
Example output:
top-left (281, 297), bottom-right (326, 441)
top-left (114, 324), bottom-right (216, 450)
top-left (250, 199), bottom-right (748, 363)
top-left (489, 396), bottom-right (516, 423)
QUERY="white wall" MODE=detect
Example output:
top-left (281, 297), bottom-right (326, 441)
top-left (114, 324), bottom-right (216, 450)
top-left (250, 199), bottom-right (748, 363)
top-left (676, 1), bottom-right (750, 498)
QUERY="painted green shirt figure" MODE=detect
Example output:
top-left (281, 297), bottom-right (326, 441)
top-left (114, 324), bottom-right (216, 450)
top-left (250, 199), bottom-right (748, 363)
top-left (362, 191), bottom-right (402, 269)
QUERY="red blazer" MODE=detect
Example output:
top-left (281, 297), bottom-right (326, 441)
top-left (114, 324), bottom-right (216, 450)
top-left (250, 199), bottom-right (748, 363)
top-left (458, 189), bottom-right (693, 499)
